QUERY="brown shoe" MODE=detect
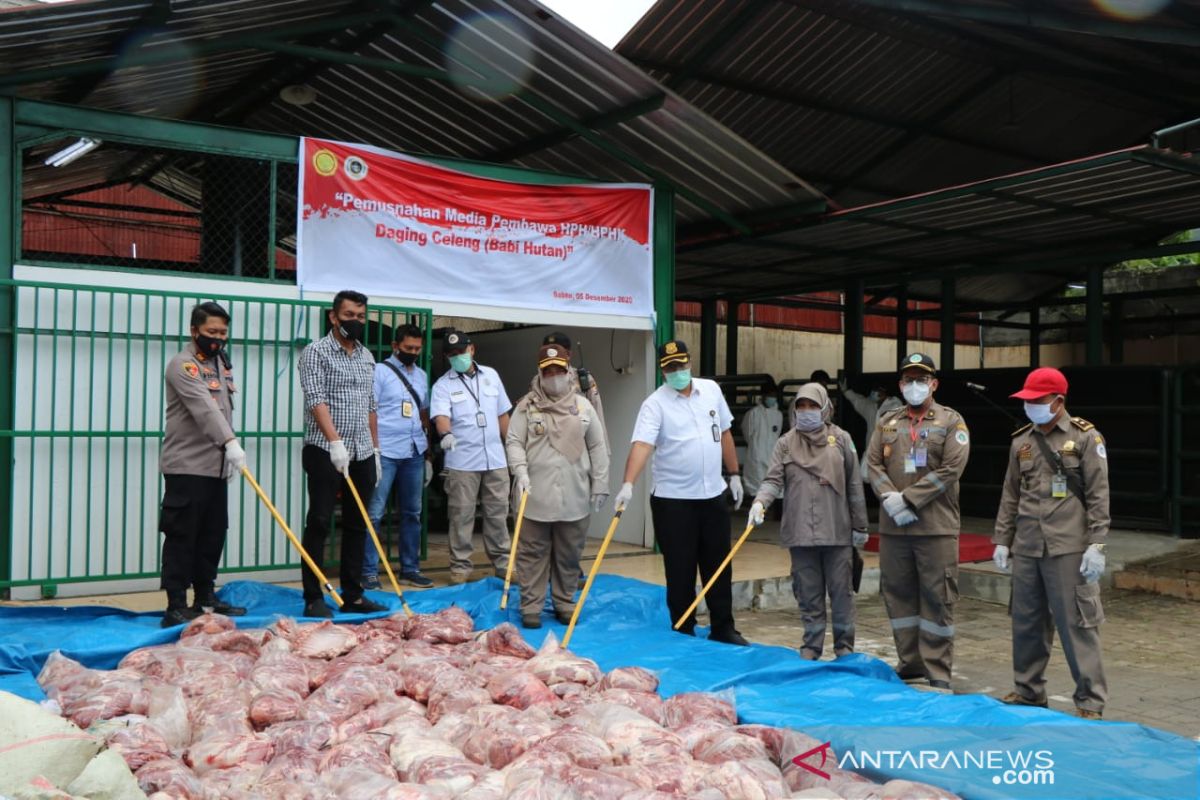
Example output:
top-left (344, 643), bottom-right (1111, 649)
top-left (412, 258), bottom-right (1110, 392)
top-left (449, 571), bottom-right (470, 585)
top-left (1000, 691), bottom-right (1048, 708)
top-left (1075, 707), bottom-right (1103, 720)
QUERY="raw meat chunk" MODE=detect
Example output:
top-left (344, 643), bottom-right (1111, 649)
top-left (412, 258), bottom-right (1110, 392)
top-left (265, 719), bottom-right (333, 753)
top-left (147, 684), bottom-right (191, 750)
top-left (185, 729), bottom-right (274, 774)
top-left (135, 757), bottom-right (206, 799)
top-left (404, 606), bottom-right (475, 644)
top-left (388, 731), bottom-right (465, 779)
top-left (485, 622), bottom-right (536, 659)
top-left (486, 669), bottom-right (557, 710)
top-left (331, 699), bottom-right (421, 743)
top-left (251, 650), bottom-right (310, 698)
top-left (303, 664), bottom-right (400, 723)
top-left (181, 613), bottom-right (236, 637)
top-left (291, 621), bottom-right (359, 659)
top-left (692, 728), bottom-right (772, 763)
top-left (410, 754), bottom-right (489, 793)
top-left (250, 689), bottom-right (305, 728)
top-left (662, 691), bottom-right (737, 729)
top-left (596, 688), bottom-right (664, 725)
top-left (428, 683), bottom-right (492, 723)
top-left (106, 721), bottom-right (172, 770)
top-left (597, 666), bottom-right (658, 694)
top-left (319, 732), bottom-right (396, 778)
top-left (526, 632), bottom-right (601, 687)
top-left (528, 725), bottom-right (615, 769)
top-left (697, 757), bottom-right (789, 800)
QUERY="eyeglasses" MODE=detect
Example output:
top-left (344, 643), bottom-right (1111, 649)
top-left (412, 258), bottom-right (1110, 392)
top-left (900, 376), bottom-right (933, 385)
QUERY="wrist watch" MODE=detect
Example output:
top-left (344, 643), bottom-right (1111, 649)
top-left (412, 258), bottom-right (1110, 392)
top-left (1091, 543), bottom-right (1107, 553)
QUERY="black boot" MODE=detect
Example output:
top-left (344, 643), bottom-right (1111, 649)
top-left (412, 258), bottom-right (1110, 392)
top-left (162, 590), bottom-right (202, 628)
top-left (192, 584), bottom-right (246, 616)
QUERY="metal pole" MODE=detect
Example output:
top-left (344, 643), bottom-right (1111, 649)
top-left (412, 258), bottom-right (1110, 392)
top-left (896, 284), bottom-right (908, 360)
top-left (1086, 265), bottom-right (1104, 366)
top-left (940, 277), bottom-right (956, 371)
top-left (700, 298), bottom-right (717, 376)
top-left (726, 300), bottom-right (740, 375)
top-left (0, 97), bottom-right (14, 595)
top-left (844, 279), bottom-right (864, 380)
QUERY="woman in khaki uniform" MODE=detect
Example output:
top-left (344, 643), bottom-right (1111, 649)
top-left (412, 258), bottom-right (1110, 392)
top-left (506, 344), bottom-right (609, 629)
top-left (749, 382), bottom-right (869, 659)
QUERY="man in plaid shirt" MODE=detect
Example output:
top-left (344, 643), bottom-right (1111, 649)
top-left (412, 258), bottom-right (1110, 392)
top-left (298, 289), bottom-right (388, 618)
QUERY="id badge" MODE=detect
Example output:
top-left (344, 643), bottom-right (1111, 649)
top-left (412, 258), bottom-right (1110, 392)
top-left (913, 446), bottom-right (928, 468)
top-left (475, 411), bottom-right (487, 428)
top-left (904, 454), bottom-right (917, 474)
top-left (1051, 473), bottom-right (1068, 498)
top-left (401, 400), bottom-right (414, 418)
top-left (711, 423), bottom-right (720, 442)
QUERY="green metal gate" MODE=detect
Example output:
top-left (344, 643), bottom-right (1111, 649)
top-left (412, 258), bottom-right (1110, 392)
top-left (1, 277), bottom-right (431, 594)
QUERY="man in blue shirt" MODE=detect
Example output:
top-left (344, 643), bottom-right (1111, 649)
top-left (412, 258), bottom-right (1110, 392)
top-left (365, 323), bottom-right (434, 589)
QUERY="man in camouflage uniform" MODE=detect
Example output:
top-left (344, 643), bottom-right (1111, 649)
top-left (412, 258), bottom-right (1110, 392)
top-left (866, 353), bottom-right (970, 690)
top-left (993, 367), bottom-right (1109, 719)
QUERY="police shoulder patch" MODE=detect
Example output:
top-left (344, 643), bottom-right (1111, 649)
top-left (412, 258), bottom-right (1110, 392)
top-left (1012, 422), bottom-right (1032, 437)
top-left (182, 361), bottom-right (199, 379)
top-left (1070, 416), bottom-right (1095, 432)
top-left (955, 430), bottom-right (969, 445)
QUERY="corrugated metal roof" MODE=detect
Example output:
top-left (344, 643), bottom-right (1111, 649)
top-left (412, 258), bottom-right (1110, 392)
top-left (1, 0), bottom-right (822, 232)
top-left (676, 148), bottom-right (1200, 303)
top-left (619, 0), bottom-right (1200, 211)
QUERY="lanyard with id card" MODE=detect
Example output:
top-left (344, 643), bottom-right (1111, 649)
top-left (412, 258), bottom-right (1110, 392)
top-left (904, 412), bottom-right (926, 474)
top-left (709, 409), bottom-right (720, 442)
top-left (459, 372), bottom-right (487, 428)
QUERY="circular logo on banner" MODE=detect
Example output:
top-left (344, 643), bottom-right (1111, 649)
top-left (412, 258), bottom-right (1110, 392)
top-left (344, 155), bottom-right (368, 181)
top-left (312, 149), bottom-right (338, 176)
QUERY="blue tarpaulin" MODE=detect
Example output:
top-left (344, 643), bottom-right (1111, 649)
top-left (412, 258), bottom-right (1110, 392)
top-left (0, 575), bottom-right (1195, 799)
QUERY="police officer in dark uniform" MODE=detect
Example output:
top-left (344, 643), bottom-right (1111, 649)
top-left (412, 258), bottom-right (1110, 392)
top-left (158, 302), bottom-right (247, 627)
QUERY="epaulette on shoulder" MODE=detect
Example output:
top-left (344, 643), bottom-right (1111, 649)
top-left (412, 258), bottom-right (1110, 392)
top-left (1070, 416), bottom-right (1094, 432)
top-left (1012, 423), bottom-right (1032, 437)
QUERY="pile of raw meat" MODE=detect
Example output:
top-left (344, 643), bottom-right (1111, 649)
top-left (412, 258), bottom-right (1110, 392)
top-left (37, 608), bottom-right (960, 799)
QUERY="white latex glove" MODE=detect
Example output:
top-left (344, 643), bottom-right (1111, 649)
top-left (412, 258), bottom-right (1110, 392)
top-left (328, 440), bottom-right (350, 476)
top-left (373, 448), bottom-right (382, 488)
top-left (993, 545), bottom-right (1010, 572)
top-left (1080, 544), bottom-right (1106, 583)
top-left (440, 433), bottom-right (457, 452)
top-left (424, 460), bottom-right (433, 487)
top-left (748, 501), bottom-right (765, 527)
top-left (222, 440), bottom-right (246, 482)
top-left (728, 475), bottom-right (744, 510)
top-left (614, 481), bottom-right (634, 511)
top-left (893, 508), bottom-right (919, 526)
top-left (591, 493), bottom-right (609, 513)
top-left (881, 491), bottom-right (908, 520)
top-left (852, 529), bottom-right (869, 548)
top-left (514, 465), bottom-right (531, 497)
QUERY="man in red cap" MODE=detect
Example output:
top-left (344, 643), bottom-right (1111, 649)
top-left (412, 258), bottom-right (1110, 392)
top-left (993, 367), bottom-right (1110, 719)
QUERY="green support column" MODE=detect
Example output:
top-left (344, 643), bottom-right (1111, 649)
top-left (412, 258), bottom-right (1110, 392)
top-left (896, 284), bottom-right (908, 362)
top-left (0, 97), bottom-right (14, 594)
top-left (699, 299), bottom-right (717, 376)
top-left (940, 277), bottom-right (956, 372)
top-left (1029, 305), bottom-right (1040, 368)
top-left (844, 279), bottom-right (864, 380)
top-left (726, 300), bottom-right (740, 375)
top-left (1086, 265), bottom-right (1104, 366)
top-left (652, 186), bottom-right (675, 351)
top-left (1109, 297), bottom-right (1124, 364)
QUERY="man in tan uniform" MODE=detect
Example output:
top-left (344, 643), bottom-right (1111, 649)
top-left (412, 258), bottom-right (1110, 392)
top-left (866, 353), bottom-right (970, 690)
top-left (158, 302), bottom-right (247, 627)
top-left (506, 344), bottom-right (609, 628)
top-left (993, 367), bottom-right (1109, 719)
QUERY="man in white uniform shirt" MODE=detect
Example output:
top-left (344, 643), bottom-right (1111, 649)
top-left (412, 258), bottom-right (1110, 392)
top-left (430, 330), bottom-right (512, 583)
top-left (614, 340), bottom-right (748, 645)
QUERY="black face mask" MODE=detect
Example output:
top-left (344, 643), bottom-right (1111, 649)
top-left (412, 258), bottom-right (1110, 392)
top-left (337, 319), bottom-right (366, 343)
top-left (195, 333), bottom-right (225, 357)
top-left (394, 350), bottom-right (418, 366)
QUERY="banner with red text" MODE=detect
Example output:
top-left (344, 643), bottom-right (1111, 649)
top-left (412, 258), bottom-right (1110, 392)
top-left (297, 138), bottom-right (654, 318)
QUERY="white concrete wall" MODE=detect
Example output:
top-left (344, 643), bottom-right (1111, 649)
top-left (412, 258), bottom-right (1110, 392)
top-left (447, 325), bottom-right (656, 548)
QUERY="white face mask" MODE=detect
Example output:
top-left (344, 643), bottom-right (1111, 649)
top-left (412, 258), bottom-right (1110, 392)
top-left (542, 374), bottom-right (570, 398)
top-left (902, 381), bottom-right (931, 407)
top-left (1024, 400), bottom-right (1057, 425)
top-left (793, 409), bottom-right (823, 431)
top-left (764, 397), bottom-right (778, 409)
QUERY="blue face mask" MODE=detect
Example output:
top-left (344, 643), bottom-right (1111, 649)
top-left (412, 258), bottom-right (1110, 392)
top-left (449, 353), bottom-right (472, 373)
top-left (665, 369), bottom-right (692, 391)
top-left (793, 409), bottom-right (824, 431)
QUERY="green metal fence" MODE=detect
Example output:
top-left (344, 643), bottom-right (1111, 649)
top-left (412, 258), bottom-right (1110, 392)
top-left (0, 277), bottom-right (431, 593)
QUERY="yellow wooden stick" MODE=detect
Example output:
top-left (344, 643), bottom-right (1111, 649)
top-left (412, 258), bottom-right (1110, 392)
top-left (500, 490), bottom-right (529, 610)
top-left (241, 467), bottom-right (342, 607)
top-left (562, 506), bottom-right (624, 649)
top-left (344, 473), bottom-right (414, 617)
top-left (673, 522), bottom-right (756, 630)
